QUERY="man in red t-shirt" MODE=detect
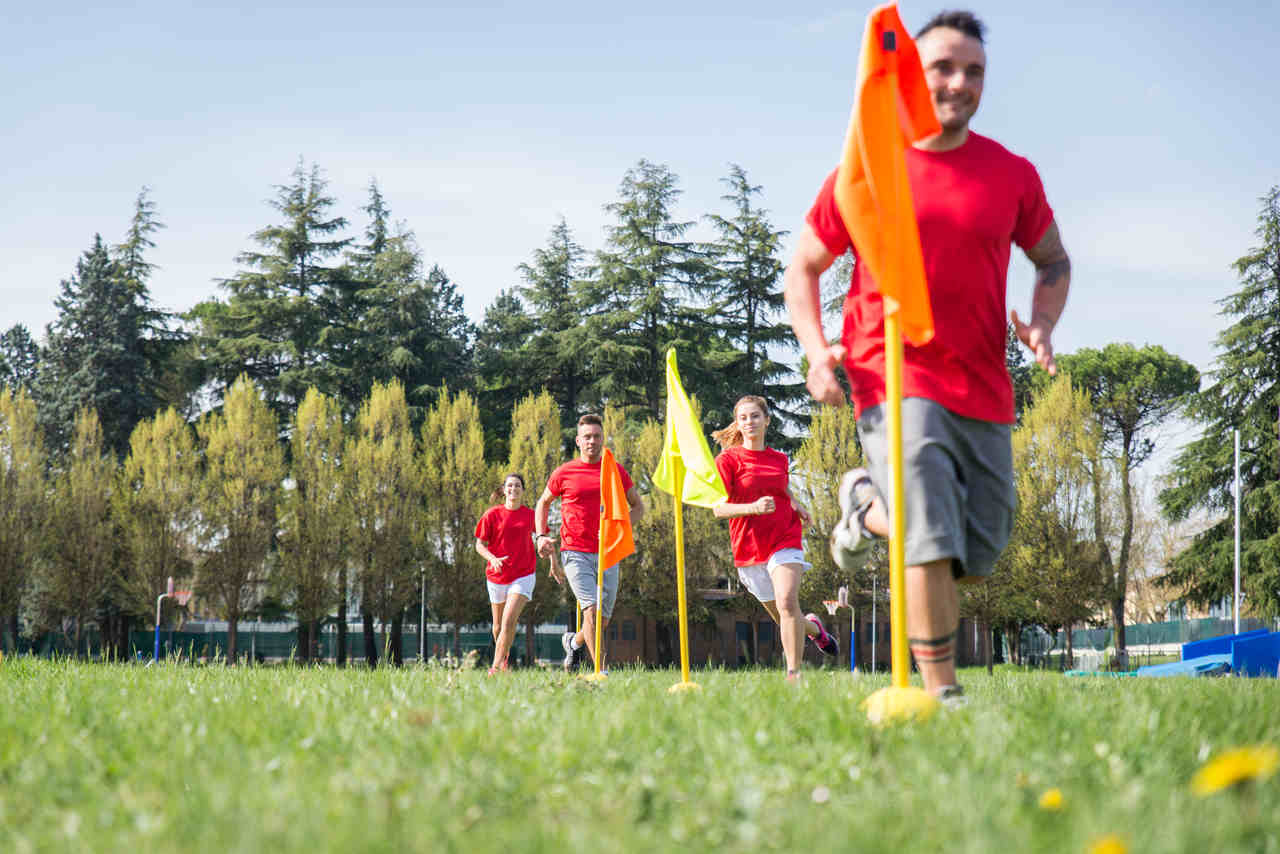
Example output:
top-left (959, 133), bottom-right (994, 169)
top-left (784, 10), bottom-right (1071, 702)
top-left (534, 413), bottom-right (644, 671)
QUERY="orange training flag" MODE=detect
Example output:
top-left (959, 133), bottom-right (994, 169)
top-left (598, 448), bottom-right (635, 569)
top-left (834, 2), bottom-right (941, 346)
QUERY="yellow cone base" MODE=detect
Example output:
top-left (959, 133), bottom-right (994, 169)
top-left (668, 681), bottom-right (702, 694)
top-left (862, 685), bottom-right (940, 725)
top-left (579, 672), bottom-right (608, 683)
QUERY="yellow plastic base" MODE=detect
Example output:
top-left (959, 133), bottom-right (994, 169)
top-left (668, 681), bottom-right (702, 694)
top-left (579, 672), bottom-right (608, 683)
top-left (862, 685), bottom-right (940, 725)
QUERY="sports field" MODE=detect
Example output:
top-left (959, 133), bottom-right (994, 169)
top-left (2, 660), bottom-right (1277, 853)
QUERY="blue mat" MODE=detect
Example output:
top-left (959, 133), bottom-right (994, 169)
top-left (1136, 654), bottom-right (1232, 678)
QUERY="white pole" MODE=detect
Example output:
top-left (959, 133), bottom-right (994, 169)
top-left (1234, 429), bottom-right (1241, 634)
top-left (420, 569), bottom-right (426, 661)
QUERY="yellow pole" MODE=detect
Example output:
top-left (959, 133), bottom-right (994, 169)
top-left (594, 523), bottom-right (604, 675)
top-left (673, 456), bottom-right (692, 685)
top-left (884, 311), bottom-right (909, 689)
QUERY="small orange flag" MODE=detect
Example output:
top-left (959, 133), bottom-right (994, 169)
top-left (834, 2), bottom-right (940, 346)
top-left (598, 448), bottom-right (635, 569)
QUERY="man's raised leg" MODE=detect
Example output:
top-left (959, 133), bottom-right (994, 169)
top-left (906, 558), bottom-right (959, 693)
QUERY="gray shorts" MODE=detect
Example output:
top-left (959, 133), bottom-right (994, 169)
top-left (562, 550), bottom-right (620, 619)
top-left (856, 397), bottom-right (1014, 579)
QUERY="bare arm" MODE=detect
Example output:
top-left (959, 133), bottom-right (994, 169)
top-left (1012, 220), bottom-right (1071, 375)
top-left (474, 538), bottom-right (505, 568)
top-left (712, 498), bottom-right (774, 519)
top-left (785, 484), bottom-right (812, 525)
top-left (625, 485), bottom-right (645, 525)
top-left (783, 225), bottom-right (846, 405)
top-left (534, 486), bottom-right (556, 557)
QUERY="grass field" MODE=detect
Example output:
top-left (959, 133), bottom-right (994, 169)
top-left (2, 659), bottom-right (1278, 853)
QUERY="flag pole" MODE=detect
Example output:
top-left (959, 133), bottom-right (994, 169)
top-left (594, 523), bottom-right (604, 676)
top-left (884, 311), bottom-right (909, 689)
top-left (672, 455), bottom-right (696, 689)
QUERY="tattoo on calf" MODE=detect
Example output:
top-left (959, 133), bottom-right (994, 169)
top-left (909, 631), bottom-right (957, 664)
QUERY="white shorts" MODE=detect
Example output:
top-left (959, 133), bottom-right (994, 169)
top-left (736, 548), bottom-right (811, 603)
top-left (486, 572), bottom-right (536, 605)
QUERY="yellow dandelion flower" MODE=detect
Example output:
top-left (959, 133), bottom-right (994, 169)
top-left (1191, 745), bottom-right (1280, 797)
top-left (1037, 787), bottom-right (1065, 811)
top-left (1087, 833), bottom-right (1127, 854)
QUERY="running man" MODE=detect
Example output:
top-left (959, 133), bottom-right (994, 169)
top-left (712, 395), bottom-right (839, 681)
top-left (535, 414), bottom-right (644, 672)
top-left (475, 473), bottom-right (546, 675)
top-left (784, 10), bottom-right (1069, 701)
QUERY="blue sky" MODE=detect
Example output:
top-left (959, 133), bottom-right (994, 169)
top-left (4, 0), bottom-right (1276, 395)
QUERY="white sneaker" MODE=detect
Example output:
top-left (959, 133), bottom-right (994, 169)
top-left (561, 631), bottom-right (577, 672)
top-left (830, 468), bottom-right (880, 570)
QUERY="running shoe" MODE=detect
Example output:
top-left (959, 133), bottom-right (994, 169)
top-left (830, 467), bottom-right (881, 570)
top-left (937, 684), bottom-right (968, 709)
top-left (561, 631), bottom-right (577, 672)
top-left (805, 613), bottom-right (840, 657)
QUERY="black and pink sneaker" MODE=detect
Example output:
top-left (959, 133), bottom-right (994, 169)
top-left (805, 614), bottom-right (839, 657)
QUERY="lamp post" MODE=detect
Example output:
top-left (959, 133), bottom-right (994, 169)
top-left (153, 576), bottom-right (174, 662)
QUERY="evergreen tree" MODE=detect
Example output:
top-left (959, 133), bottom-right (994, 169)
top-left (0, 387), bottom-right (46, 653)
top-left (586, 160), bottom-right (712, 420)
top-left (0, 325), bottom-right (40, 392)
top-left (474, 289), bottom-right (535, 459)
top-left (191, 160), bottom-right (353, 425)
top-left (343, 183), bottom-right (475, 424)
top-left (196, 376), bottom-right (283, 664)
top-left (705, 165), bottom-right (805, 434)
top-left (1161, 186), bottom-right (1280, 616)
top-left (38, 234), bottom-right (168, 457)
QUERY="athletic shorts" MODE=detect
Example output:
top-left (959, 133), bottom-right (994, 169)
top-left (562, 550), bottom-right (619, 619)
top-left (736, 547), bottom-right (811, 603)
top-left (486, 572), bottom-right (536, 605)
top-left (856, 397), bottom-right (1014, 579)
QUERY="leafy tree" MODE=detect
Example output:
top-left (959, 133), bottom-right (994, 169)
top-left (1054, 344), bottom-right (1199, 666)
top-left (196, 376), bottom-right (283, 664)
top-left (705, 165), bottom-right (805, 432)
top-left (348, 381), bottom-right (421, 667)
top-left (37, 409), bottom-right (120, 656)
top-left (586, 160), bottom-right (712, 420)
top-left (420, 386), bottom-right (491, 655)
top-left (0, 325), bottom-right (40, 392)
top-left (505, 391), bottom-right (567, 662)
top-left (38, 234), bottom-right (169, 457)
top-left (191, 160), bottom-right (353, 425)
top-left (1161, 186), bottom-right (1280, 617)
top-left (0, 387), bottom-right (46, 651)
top-left (116, 408), bottom-right (199, 631)
top-left (1006, 323), bottom-right (1035, 424)
top-left (342, 184), bottom-right (475, 424)
top-left (1007, 376), bottom-right (1108, 667)
top-left (280, 389), bottom-right (347, 661)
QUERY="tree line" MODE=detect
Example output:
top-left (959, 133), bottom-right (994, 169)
top-left (1, 155), bottom-right (1275, 667)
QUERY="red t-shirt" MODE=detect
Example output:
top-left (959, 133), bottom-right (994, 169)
top-left (474, 505), bottom-right (536, 584)
top-left (714, 445), bottom-right (804, 567)
top-left (546, 458), bottom-right (634, 554)
top-left (805, 132), bottom-right (1054, 424)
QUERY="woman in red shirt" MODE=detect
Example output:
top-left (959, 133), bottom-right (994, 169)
top-left (713, 396), bottom-right (839, 680)
top-left (475, 473), bottom-right (551, 674)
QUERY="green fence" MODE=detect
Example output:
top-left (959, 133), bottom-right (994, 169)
top-left (1054, 617), bottom-right (1277, 651)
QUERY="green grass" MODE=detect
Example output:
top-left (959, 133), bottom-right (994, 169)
top-left (2, 659), bottom-right (1278, 853)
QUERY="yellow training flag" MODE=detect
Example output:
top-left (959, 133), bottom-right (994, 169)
top-left (652, 348), bottom-right (728, 507)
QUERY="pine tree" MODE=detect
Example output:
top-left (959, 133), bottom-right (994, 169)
top-left (38, 234), bottom-right (168, 457)
top-left (192, 160), bottom-right (353, 425)
top-left (704, 165), bottom-right (805, 434)
top-left (280, 388), bottom-right (347, 661)
top-left (0, 325), bottom-right (40, 392)
top-left (474, 289), bottom-right (536, 459)
top-left (196, 377), bottom-right (283, 664)
top-left (1161, 186), bottom-right (1280, 616)
top-left (0, 387), bottom-right (45, 652)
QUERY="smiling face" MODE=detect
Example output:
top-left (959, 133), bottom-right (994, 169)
top-left (576, 422), bottom-right (604, 463)
top-left (502, 475), bottom-right (525, 506)
top-left (734, 399), bottom-right (769, 447)
top-left (917, 26), bottom-right (986, 134)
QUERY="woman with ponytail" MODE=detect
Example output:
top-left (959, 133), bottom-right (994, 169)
top-left (712, 396), bottom-right (839, 680)
top-left (475, 473), bottom-right (552, 675)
